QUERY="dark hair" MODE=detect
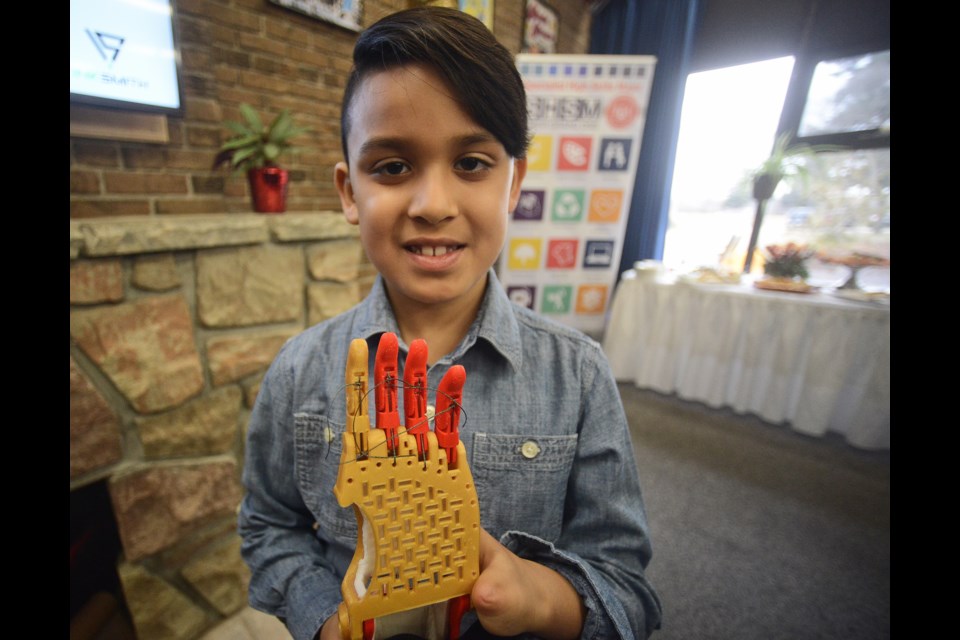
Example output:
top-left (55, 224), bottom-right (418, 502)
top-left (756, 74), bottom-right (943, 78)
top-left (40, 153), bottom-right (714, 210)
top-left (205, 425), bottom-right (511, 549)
top-left (340, 6), bottom-right (529, 163)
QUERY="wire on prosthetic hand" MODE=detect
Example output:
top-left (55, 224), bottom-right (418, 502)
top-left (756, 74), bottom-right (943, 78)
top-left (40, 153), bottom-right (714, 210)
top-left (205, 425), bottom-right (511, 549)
top-left (333, 333), bottom-right (478, 640)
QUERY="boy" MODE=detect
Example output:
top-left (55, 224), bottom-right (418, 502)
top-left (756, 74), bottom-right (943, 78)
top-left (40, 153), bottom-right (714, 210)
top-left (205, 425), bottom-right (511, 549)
top-left (238, 7), bottom-right (662, 640)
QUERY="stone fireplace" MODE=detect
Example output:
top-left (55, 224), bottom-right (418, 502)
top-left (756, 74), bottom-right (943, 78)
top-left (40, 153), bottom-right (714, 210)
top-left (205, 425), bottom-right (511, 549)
top-left (70, 212), bottom-right (374, 639)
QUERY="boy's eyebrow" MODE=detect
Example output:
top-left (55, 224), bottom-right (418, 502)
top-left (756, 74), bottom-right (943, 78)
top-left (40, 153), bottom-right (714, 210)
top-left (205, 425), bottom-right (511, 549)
top-left (356, 132), bottom-right (500, 157)
top-left (453, 132), bottom-right (500, 147)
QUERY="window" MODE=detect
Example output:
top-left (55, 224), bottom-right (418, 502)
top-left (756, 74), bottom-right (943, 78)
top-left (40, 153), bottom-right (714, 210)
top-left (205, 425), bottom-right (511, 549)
top-left (662, 57), bottom-right (795, 273)
top-left (663, 48), bottom-right (890, 291)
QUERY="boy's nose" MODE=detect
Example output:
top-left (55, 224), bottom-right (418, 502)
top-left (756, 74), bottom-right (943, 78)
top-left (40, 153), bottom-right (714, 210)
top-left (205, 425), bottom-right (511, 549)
top-left (407, 169), bottom-right (458, 224)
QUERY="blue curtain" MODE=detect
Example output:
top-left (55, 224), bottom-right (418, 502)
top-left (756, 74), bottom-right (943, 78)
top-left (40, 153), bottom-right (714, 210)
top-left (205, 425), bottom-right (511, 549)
top-left (591, 0), bottom-right (701, 274)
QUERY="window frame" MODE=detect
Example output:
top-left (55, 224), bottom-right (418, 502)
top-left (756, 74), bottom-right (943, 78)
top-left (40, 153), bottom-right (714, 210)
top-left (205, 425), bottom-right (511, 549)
top-left (774, 40), bottom-right (890, 153)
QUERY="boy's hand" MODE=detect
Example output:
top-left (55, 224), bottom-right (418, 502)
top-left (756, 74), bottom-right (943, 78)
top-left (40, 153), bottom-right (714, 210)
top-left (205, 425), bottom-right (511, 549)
top-left (472, 528), bottom-right (585, 640)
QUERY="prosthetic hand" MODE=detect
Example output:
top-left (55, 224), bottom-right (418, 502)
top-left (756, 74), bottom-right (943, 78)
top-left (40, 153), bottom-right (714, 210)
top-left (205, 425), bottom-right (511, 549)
top-left (333, 333), bottom-right (480, 640)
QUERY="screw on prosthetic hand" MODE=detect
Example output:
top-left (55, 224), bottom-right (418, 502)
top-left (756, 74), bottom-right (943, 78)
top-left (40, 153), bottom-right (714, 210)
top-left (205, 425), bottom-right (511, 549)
top-left (333, 334), bottom-right (479, 640)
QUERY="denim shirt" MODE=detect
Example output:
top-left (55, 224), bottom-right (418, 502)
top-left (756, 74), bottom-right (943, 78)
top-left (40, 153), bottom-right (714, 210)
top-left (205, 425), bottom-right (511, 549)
top-left (238, 270), bottom-right (662, 640)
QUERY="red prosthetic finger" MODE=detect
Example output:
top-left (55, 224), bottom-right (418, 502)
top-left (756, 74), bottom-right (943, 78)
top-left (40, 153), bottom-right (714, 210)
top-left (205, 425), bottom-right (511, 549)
top-left (374, 332), bottom-right (400, 456)
top-left (434, 365), bottom-right (466, 467)
top-left (403, 339), bottom-right (429, 460)
top-left (446, 594), bottom-right (471, 640)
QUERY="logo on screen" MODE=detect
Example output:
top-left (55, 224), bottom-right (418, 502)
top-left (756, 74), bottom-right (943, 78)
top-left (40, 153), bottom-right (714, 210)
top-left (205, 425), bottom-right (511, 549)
top-left (86, 29), bottom-right (125, 64)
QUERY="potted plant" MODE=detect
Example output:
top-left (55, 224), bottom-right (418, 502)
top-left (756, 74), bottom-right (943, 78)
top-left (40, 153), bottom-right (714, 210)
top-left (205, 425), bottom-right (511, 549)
top-left (751, 132), bottom-right (835, 201)
top-left (742, 132), bottom-right (839, 272)
top-left (213, 103), bottom-right (309, 213)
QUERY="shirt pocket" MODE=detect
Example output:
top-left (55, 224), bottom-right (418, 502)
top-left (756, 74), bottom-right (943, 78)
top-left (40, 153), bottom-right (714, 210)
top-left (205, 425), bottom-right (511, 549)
top-left (294, 413), bottom-right (358, 542)
top-left (469, 432), bottom-right (579, 543)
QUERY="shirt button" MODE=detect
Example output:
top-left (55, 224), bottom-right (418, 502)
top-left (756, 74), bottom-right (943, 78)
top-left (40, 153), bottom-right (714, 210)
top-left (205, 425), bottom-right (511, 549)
top-left (520, 440), bottom-right (541, 459)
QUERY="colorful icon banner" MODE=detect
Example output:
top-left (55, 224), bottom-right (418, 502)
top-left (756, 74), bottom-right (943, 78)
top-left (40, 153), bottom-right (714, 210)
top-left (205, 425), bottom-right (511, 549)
top-left (498, 54), bottom-right (657, 337)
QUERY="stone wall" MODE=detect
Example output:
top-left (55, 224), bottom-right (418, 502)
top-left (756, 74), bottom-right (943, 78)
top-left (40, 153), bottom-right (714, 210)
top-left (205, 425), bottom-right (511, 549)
top-left (70, 211), bottom-right (375, 639)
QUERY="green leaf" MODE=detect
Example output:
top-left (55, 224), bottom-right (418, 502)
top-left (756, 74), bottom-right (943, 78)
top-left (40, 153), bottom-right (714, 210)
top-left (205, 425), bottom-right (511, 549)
top-left (268, 111), bottom-right (296, 144)
top-left (231, 147), bottom-right (258, 166)
top-left (219, 134), bottom-right (260, 152)
top-left (224, 120), bottom-right (254, 137)
top-left (239, 103), bottom-right (264, 133)
top-left (263, 142), bottom-right (281, 162)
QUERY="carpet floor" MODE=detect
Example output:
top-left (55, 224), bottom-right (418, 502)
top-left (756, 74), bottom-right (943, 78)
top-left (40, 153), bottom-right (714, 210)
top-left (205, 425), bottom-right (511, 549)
top-left (620, 383), bottom-right (890, 640)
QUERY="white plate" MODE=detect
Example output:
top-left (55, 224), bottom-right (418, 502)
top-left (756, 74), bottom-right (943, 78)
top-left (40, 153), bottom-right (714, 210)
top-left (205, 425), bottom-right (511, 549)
top-left (831, 289), bottom-right (890, 304)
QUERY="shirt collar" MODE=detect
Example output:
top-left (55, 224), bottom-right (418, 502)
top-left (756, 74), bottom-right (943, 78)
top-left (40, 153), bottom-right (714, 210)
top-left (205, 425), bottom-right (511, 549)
top-left (354, 275), bottom-right (400, 339)
top-left (471, 269), bottom-right (523, 371)
top-left (353, 269), bottom-right (523, 372)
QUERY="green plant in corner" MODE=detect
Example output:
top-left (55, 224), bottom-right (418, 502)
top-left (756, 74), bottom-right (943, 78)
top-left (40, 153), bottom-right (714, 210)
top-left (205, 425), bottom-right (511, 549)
top-left (213, 103), bottom-right (309, 174)
top-left (751, 131), bottom-right (840, 201)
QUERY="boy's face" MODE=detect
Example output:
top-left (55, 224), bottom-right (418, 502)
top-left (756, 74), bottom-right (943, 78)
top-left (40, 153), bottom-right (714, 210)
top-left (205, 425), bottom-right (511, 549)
top-left (335, 64), bottom-right (526, 313)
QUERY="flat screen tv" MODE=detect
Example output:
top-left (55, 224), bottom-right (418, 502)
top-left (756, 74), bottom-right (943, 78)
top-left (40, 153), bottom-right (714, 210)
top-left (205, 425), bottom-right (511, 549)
top-left (70, 0), bottom-right (185, 115)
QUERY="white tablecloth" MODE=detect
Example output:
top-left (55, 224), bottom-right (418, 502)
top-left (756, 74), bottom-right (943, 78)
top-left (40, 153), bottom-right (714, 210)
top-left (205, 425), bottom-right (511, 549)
top-left (602, 272), bottom-right (890, 450)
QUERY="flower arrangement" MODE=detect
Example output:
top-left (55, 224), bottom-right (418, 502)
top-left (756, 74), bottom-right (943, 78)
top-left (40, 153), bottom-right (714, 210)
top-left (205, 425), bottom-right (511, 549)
top-left (762, 242), bottom-right (815, 280)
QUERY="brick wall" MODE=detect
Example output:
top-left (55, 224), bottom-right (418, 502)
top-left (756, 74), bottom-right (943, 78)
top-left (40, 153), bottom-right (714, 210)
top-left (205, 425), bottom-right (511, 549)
top-left (69, 0), bottom-right (594, 220)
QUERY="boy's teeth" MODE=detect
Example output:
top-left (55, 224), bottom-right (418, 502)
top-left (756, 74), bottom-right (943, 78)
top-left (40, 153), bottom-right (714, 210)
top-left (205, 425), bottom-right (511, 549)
top-left (413, 246), bottom-right (455, 256)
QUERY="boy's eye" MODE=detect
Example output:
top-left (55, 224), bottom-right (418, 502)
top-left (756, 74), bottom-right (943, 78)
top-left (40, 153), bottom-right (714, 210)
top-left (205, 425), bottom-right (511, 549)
top-left (455, 157), bottom-right (491, 173)
top-left (373, 161), bottom-right (410, 176)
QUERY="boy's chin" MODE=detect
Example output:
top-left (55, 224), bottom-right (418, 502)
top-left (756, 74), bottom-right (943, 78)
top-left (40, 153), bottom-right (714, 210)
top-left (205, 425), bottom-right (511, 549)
top-left (386, 274), bottom-right (489, 308)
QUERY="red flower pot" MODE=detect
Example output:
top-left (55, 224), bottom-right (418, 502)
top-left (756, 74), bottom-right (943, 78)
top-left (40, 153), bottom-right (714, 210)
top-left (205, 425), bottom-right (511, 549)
top-left (247, 167), bottom-right (289, 213)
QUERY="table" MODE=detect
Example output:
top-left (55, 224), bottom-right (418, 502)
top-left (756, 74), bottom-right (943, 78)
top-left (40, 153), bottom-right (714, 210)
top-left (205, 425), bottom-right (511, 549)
top-left (602, 271), bottom-right (890, 450)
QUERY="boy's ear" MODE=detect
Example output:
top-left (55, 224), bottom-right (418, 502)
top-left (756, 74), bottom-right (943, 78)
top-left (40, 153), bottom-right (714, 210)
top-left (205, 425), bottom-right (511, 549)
top-left (334, 161), bottom-right (359, 225)
top-left (507, 158), bottom-right (528, 214)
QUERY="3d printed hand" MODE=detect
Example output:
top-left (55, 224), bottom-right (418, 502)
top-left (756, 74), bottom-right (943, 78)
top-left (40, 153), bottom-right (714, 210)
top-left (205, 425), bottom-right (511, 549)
top-left (334, 332), bottom-right (480, 640)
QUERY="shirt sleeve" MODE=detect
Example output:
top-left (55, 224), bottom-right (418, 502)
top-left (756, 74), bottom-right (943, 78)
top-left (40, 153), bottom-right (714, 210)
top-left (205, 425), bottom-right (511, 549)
top-left (503, 346), bottom-right (663, 640)
top-left (237, 346), bottom-right (341, 640)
